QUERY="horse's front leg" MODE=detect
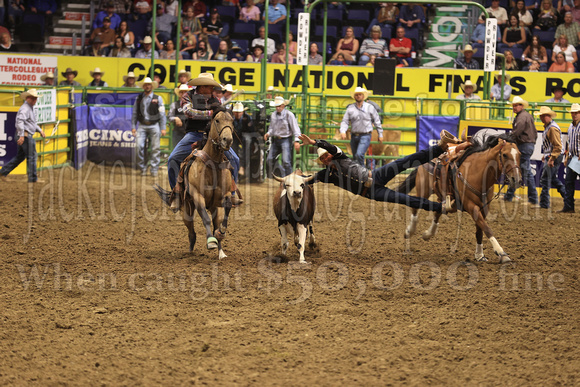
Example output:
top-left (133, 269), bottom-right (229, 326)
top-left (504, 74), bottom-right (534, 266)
top-left (212, 205), bottom-right (229, 260)
top-left (469, 206), bottom-right (511, 263)
top-left (422, 212), bottom-right (441, 241)
top-left (191, 190), bottom-right (218, 250)
top-left (183, 197), bottom-right (196, 252)
top-left (473, 226), bottom-right (487, 262)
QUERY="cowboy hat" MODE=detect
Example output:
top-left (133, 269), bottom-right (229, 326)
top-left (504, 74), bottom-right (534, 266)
top-left (266, 85), bottom-right (277, 92)
top-left (21, 89), bottom-right (39, 99)
top-left (178, 69), bottom-right (191, 79)
top-left (223, 84), bottom-right (237, 93)
top-left (315, 147), bottom-right (330, 165)
top-left (551, 85), bottom-right (567, 94)
top-left (509, 96), bottom-right (529, 108)
top-left (141, 36), bottom-right (153, 44)
top-left (567, 103), bottom-right (580, 113)
top-left (272, 96), bottom-right (287, 107)
top-left (460, 80), bottom-right (477, 92)
top-left (123, 71), bottom-right (136, 82)
top-left (534, 106), bottom-right (557, 117)
top-left (137, 77), bottom-right (159, 89)
top-left (350, 86), bottom-right (369, 100)
top-left (460, 44), bottom-right (478, 54)
top-left (174, 83), bottom-right (190, 97)
top-left (90, 67), bottom-right (105, 77)
top-left (232, 102), bottom-right (248, 112)
top-left (187, 72), bottom-right (221, 87)
top-left (40, 72), bottom-right (54, 81)
top-left (61, 67), bottom-right (78, 77)
top-left (495, 73), bottom-right (511, 82)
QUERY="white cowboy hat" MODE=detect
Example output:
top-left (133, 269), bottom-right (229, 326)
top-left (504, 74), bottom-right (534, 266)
top-left (534, 106), bottom-right (557, 117)
top-left (232, 102), bottom-right (248, 112)
top-left (271, 96), bottom-right (288, 107)
top-left (174, 83), bottom-right (190, 96)
top-left (40, 72), bottom-right (54, 81)
top-left (141, 36), bottom-right (153, 44)
top-left (137, 77), bottom-right (159, 89)
top-left (315, 147), bottom-right (329, 165)
top-left (460, 80), bottom-right (478, 92)
top-left (123, 71), bottom-right (136, 82)
top-left (267, 86), bottom-right (278, 92)
top-left (460, 44), bottom-right (478, 54)
top-left (90, 67), bottom-right (105, 77)
top-left (495, 73), bottom-right (511, 82)
top-left (187, 72), bottom-right (221, 87)
top-left (21, 89), bottom-right (39, 99)
top-left (351, 86), bottom-right (369, 100)
top-left (567, 103), bottom-right (580, 113)
top-left (509, 96), bottom-right (529, 108)
top-left (178, 69), bottom-right (191, 80)
top-left (223, 84), bottom-right (237, 93)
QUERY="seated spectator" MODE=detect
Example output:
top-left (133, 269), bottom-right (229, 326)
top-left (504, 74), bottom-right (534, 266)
top-left (264, 0), bottom-right (286, 25)
top-left (490, 74), bottom-right (512, 101)
top-left (366, 3), bottom-right (399, 36)
top-left (85, 35), bottom-right (105, 56)
top-left (212, 39), bottom-right (237, 61)
top-left (229, 41), bottom-right (247, 61)
top-left (456, 80), bottom-right (481, 100)
top-left (0, 32), bottom-right (15, 52)
top-left (389, 26), bottom-right (413, 67)
top-left (522, 36), bottom-right (549, 70)
top-left (284, 31), bottom-right (297, 58)
top-left (90, 17), bottom-right (116, 56)
top-left (365, 54), bottom-right (377, 67)
top-left (154, 74), bottom-right (167, 89)
top-left (330, 53), bottom-right (348, 65)
top-left (251, 26), bottom-right (276, 59)
top-left (117, 21), bottom-right (135, 51)
top-left (88, 67), bottom-right (109, 87)
top-left (179, 28), bottom-right (197, 59)
top-left (165, 0), bottom-right (179, 17)
top-left (528, 59), bottom-right (542, 70)
top-left (359, 25), bottom-right (388, 66)
top-left (271, 44), bottom-right (293, 64)
top-left (192, 37), bottom-right (212, 60)
top-left (7, 0), bottom-right (26, 30)
top-left (558, 0), bottom-right (575, 14)
top-left (500, 14), bottom-right (527, 50)
top-left (399, 3), bottom-right (425, 30)
top-left (99, 0), bottom-right (131, 15)
top-left (182, 6), bottom-right (202, 38)
top-left (187, 0), bottom-right (206, 19)
top-left (149, 3), bottom-right (176, 46)
top-left (40, 72), bottom-right (55, 86)
top-left (535, 0), bottom-right (559, 30)
top-left (479, 0), bottom-right (508, 26)
top-left (308, 43), bottom-right (323, 65)
top-left (121, 71), bottom-right (137, 87)
top-left (552, 34), bottom-right (578, 65)
top-left (246, 45), bottom-right (264, 62)
top-left (546, 85), bottom-right (571, 102)
top-left (203, 8), bottom-right (224, 39)
top-left (160, 39), bottom-right (182, 59)
top-left (93, 1), bottom-right (122, 30)
top-left (240, 0), bottom-right (261, 22)
top-left (511, 0), bottom-right (533, 33)
top-left (109, 37), bottom-right (132, 57)
top-left (59, 68), bottom-right (81, 86)
top-left (329, 26), bottom-right (360, 63)
top-left (133, 0), bottom-right (152, 15)
top-left (572, 0), bottom-right (580, 25)
top-left (499, 49), bottom-right (520, 70)
top-left (455, 44), bottom-right (480, 69)
top-left (554, 12), bottom-right (580, 47)
top-left (549, 51), bottom-right (576, 71)
top-left (135, 36), bottom-right (159, 59)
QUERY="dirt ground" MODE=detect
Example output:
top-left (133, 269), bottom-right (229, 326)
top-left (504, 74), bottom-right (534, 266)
top-left (0, 163), bottom-right (579, 385)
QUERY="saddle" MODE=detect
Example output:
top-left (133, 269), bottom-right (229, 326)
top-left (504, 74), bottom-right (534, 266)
top-left (433, 143), bottom-right (471, 213)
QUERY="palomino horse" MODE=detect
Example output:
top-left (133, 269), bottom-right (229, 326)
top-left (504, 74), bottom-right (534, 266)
top-left (397, 133), bottom-right (521, 263)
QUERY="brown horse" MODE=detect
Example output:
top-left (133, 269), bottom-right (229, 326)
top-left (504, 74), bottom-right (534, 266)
top-left (397, 133), bottom-right (521, 263)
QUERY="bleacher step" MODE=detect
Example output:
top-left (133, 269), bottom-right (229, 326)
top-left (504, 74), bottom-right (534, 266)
top-left (64, 11), bottom-right (90, 21)
top-left (48, 36), bottom-right (89, 47)
top-left (54, 27), bottom-right (91, 34)
top-left (67, 3), bottom-right (91, 10)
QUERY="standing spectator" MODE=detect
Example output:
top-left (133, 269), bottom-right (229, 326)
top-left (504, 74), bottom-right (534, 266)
top-left (535, 0), bottom-right (559, 30)
top-left (59, 68), bottom-right (81, 86)
top-left (160, 39), bottom-right (182, 59)
top-left (503, 96), bottom-right (538, 206)
top-left (27, 0), bottom-right (56, 26)
top-left (232, 102), bottom-right (255, 178)
top-left (93, 1), bottom-right (122, 30)
top-left (522, 36), bottom-right (548, 71)
top-left (479, 0), bottom-right (508, 25)
top-left (534, 106), bottom-right (567, 208)
top-left (500, 14), bottom-right (526, 50)
top-left (168, 84), bottom-right (189, 148)
top-left (264, 96), bottom-right (301, 177)
top-left (40, 72), bottom-right (55, 86)
top-left (149, 3), bottom-right (176, 46)
top-left (109, 36), bottom-right (132, 57)
top-left (117, 20), bottom-right (135, 52)
top-left (308, 43), bottom-right (323, 65)
top-left (456, 44), bottom-right (480, 69)
top-left (246, 44), bottom-right (264, 62)
top-left (552, 34), bottom-right (578, 66)
top-left (389, 26), bottom-right (413, 67)
top-left (398, 3), bottom-right (425, 30)
top-left (0, 89), bottom-right (45, 183)
top-left (491, 73), bottom-right (512, 101)
top-left (0, 33), bottom-right (16, 52)
top-left (366, 3), bottom-right (399, 36)
top-left (456, 80), bottom-right (481, 100)
top-left (90, 17), bottom-right (116, 56)
top-left (549, 51), bottom-right (576, 71)
top-left (240, 0), bottom-right (261, 22)
top-left (554, 12), bottom-right (580, 47)
top-left (339, 87), bottom-right (383, 166)
top-left (203, 8), bottom-right (224, 40)
top-left (131, 77), bottom-right (166, 177)
top-left (88, 68), bottom-right (109, 87)
top-left (7, 0), bottom-right (26, 29)
top-left (251, 26), bottom-right (276, 59)
top-left (192, 38), bottom-right (212, 60)
top-left (558, 103), bottom-right (580, 212)
top-left (359, 25), bottom-right (388, 66)
top-left (121, 71), bottom-right (137, 87)
top-left (135, 36), bottom-right (159, 58)
top-left (264, 0), bottom-right (286, 25)
top-left (545, 86), bottom-right (570, 103)
top-left (271, 44), bottom-right (293, 64)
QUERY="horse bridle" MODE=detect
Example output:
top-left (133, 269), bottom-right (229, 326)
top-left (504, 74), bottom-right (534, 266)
top-left (210, 113), bottom-right (234, 150)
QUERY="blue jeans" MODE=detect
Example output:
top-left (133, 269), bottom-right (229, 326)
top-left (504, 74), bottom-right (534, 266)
top-left (539, 154), bottom-right (566, 208)
top-left (0, 137), bottom-right (37, 182)
top-left (369, 145), bottom-right (444, 211)
top-left (267, 137), bottom-right (293, 177)
top-left (504, 142), bottom-right (538, 204)
top-left (350, 132), bottom-right (372, 166)
top-left (136, 125), bottom-right (161, 174)
top-left (563, 164), bottom-right (580, 211)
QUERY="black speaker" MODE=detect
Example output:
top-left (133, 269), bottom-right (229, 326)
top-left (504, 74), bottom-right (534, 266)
top-left (373, 58), bottom-right (397, 96)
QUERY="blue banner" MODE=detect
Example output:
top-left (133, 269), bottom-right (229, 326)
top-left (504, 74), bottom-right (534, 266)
top-left (87, 106), bottom-right (135, 166)
top-left (72, 105), bottom-right (88, 169)
top-left (416, 116), bottom-right (460, 151)
top-left (86, 92), bottom-right (139, 106)
top-left (0, 111), bottom-right (18, 167)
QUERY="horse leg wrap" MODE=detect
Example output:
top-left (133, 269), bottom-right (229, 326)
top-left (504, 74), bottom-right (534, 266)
top-left (214, 228), bottom-right (226, 241)
top-left (207, 236), bottom-right (218, 249)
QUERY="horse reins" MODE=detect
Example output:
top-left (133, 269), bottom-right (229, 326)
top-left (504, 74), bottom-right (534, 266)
top-left (210, 114), bottom-right (234, 150)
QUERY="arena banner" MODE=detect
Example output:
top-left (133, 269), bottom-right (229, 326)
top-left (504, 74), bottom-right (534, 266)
top-left (72, 105), bottom-right (88, 169)
top-left (423, 5), bottom-right (468, 68)
top-left (416, 116), bottom-right (460, 151)
top-left (0, 54), bottom-right (58, 86)
top-left (87, 106), bottom-right (135, 166)
top-left (0, 110), bottom-right (18, 167)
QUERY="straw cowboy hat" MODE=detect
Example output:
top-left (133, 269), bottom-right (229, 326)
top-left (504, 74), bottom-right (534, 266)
top-left (138, 77), bottom-right (159, 89)
top-left (495, 73), bottom-right (511, 82)
top-left (141, 36), bottom-right (153, 44)
top-left (509, 96), bottom-right (529, 108)
top-left (266, 86), bottom-right (278, 92)
top-left (460, 80), bottom-right (478, 92)
top-left (178, 69), bottom-right (191, 79)
top-left (232, 102), bottom-right (248, 112)
top-left (351, 86), bottom-right (369, 99)
top-left (223, 84), bottom-right (237, 93)
top-left (90, 67), bottom-right (105, 77)
top-left (40, 72), bottom-right (54, 81)
top-left (567, 103), bottom-right (580, 113)
top-left (174, 83), bottom-right (190, 97)
top-left (272, 96), bottom-right (288, 107)
top-left (187, 72), bottom-right (221, 87)
top-left (460, 44), bottom-right (477, 54)
top-left (123, 71), bottom-right (136, 82)
top-left (61, 67), bottom-right (78, 77)
top-left (21, 89), bottom-right (39, 99)
top-left (534, 106), bottom-right (557, 117)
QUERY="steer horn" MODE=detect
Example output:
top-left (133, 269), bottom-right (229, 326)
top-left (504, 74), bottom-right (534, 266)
top-left (272, 174), bottom-right (285, 182)
top-left (303, 174), bottom-right (315, 183)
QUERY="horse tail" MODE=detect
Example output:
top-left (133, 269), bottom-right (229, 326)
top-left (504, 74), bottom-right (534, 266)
top-left (153, 184), bottom-right (173, 207)
top-left (396, 168), bottom-right (418, 194)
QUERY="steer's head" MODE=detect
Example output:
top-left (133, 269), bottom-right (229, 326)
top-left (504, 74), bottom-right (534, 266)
top-left (273, 170), bottom-right (315, 200)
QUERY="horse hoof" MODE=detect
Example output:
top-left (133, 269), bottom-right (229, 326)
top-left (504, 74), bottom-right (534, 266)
top-left (214, 229), bottom-right (226, 241)
top-left (218, 250), bottom-right (227, 259)
top-left (499, 254), bottom-right (512, 264)
top-left (421, 233), bottom-right (432, 241)
top-left (207, 237), bottom-right (218, 250)
top-left (475, 256), bottom-right (488, 262)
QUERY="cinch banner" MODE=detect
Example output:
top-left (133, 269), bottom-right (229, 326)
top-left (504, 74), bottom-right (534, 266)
top-left (416, 116), bottom-right (460, 151)
top-left (87, 106), bottom-right (136, 166)
top-left (72, 105), bottom-right (88, 169)
top-left (0, 111), bottom-right (18, 166)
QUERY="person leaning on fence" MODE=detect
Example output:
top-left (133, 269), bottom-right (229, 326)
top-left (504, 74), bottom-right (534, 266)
top-left (131, 77), bottom-right (166, 177)
top-left (232, 102), bottom-right (255, 178)
top-left (40, 72), bottom-right (54, 86)
top-left (490, 73), bottom-right (512, 101)
top-left (0, 89), bottom-right (45, 183)
top-left (121, 71), bottom-right (136, 88)
top-left (339, 87), bottom-right (383, 167)
top-left (88, 67), bottom-right (108, 87)
top-left (534, 106), bottom-right (567, 209)
top-left (456, 80), bottom-right (481, 100)
top-left (558, 103), bottom-right (580, 213)
top-left (545, 85), bottom-right (570, 103)
top-left (264, 96), bottom-right (301, 178)
top-left (456, 44), bottom-right (480, 70)
top-left (168, 84), bottom-right (189, 147)
top-left (59, 68), bottom-right (81, 86)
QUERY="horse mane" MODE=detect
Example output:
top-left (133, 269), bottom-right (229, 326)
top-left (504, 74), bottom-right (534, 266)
top-left (456, 133), bottom-right (515, 167)
top-left (211, 105), bottom-right (233, 120)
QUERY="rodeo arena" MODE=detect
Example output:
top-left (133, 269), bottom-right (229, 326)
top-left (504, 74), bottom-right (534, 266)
top-left (2, 0), bottom-right (580, 384)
